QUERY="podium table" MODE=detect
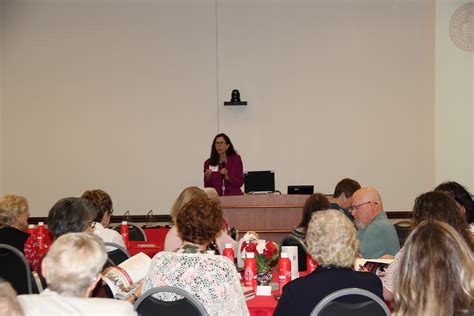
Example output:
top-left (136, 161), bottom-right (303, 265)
top-left (220, 194), bottom-right (308, 242)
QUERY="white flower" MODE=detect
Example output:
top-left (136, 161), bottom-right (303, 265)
top-left (256, 240), bottom-right (266, 254)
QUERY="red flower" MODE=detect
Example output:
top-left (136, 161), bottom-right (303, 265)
top-left (265, 241), bottom-right (277, 254)
top-left (246, 242), bottom-right (257, 253)
top-left (263, 249), bottom-right (273, 259)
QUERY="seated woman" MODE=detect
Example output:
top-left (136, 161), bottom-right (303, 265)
top-left (17, 233), bottom-right (135, 315)
top-left (142, 197), bottom-right (248, 316)
top-left (81, 189), bottom-right (125, 248)
top-left (0, 195), bottom-right (40, 270)
top-left (37, 197), bottom-right (98, 287)
top-left (435, 181), bottom-right (474, 229)
top-left (291, 193), bottom-right (330, 241)
top-left (382, 191), bottom-right (473, 301)
top-left (274, 209), bottom-right (383, 316)
top-left (164, 186), bottom-right (236, 255)
top-left (393, 221), bottom-right (473, 316)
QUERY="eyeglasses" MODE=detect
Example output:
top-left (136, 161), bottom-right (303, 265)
top-left (349, 201), bottom-right (377, 213)
top-left (89, 221), bottom-right (97, 229)
top-left (215, 141), bottom-right (227, 145)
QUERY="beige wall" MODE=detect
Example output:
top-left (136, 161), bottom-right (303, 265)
top-left (0, 0), bottom-right (4, 194)
top-left (2, 0), bottom-right (438, 216)
top-left (435, 0), bottom-right (474, 191)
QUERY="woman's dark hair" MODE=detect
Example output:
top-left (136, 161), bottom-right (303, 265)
top-left (298, 193), bottom-right (330, 230)
top-left (177, 197), bottom-right (223, 246)
top-left (412, 191), bottom-right (472, 249)
top-left (81, 189), bottom-right (113, 222)
top-left (209, 133), bottom-right (237, 166)
top-left (435, 181), bottom-right (473, 223)
top-left (47, 197), bottom-right (96, 238)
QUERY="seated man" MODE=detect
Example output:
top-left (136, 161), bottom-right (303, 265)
top-left (328, 178), bottom-right (361, 221)
top-left (17, 233), bottom-right (136, 316)
top-left (350, 187), bottom-right (400, 258)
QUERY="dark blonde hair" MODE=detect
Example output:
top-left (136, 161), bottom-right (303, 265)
top-left (394, 221), bottom-right (473, 316)
top-left (412, 191), bottom-right (472, 249)
top-left (170, 187), bottom-right (207, 224)
top-left (298, 193), bottom-right (330, 230)
top-left (177, 197), bottom-right (223, 246)
top-left (81, 189), bottom-right (113, 223)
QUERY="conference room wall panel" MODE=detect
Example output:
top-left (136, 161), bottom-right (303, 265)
top-left (217, 1), bottom-right (435, 210)
top-left (0, 0), bottom-right (3, 194)
top-left (2, 0), bottom-right (218, 216)
top-left (0, 0), bottom-right (456, 217)
top-left (435, 0), bottom-right (473, 191)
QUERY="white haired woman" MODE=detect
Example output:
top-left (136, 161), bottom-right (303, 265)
top-left (17, 233), bottom-right (136, 315)
top-left (0, 195), bottom-right (40, 271)
top-left (274, 209), bottom-right (383, 315)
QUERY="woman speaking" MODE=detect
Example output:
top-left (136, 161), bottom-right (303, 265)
top-left (204, 133), bottom-right (244, 196)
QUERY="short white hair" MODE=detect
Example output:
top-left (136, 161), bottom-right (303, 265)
top-left (43, 233), bottom-right (107, 297)
top-left (306, 209), bottom-right (359, 268)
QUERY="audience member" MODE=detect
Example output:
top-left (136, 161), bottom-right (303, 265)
top-left (393, 221), bottom-right (473, 316)
top-left (81, 189), bottom-right (125, 249)
top-left (435, 181), bottom-right (473, 225)
top-left (164, 186), bottom-right (236, 254)
top-left (0, 195), bottom-right (40, 270)
top-left (47, 197), bottom-right (97, 239)
top-left (328, 178), bottom-right (361, 221)
top-left (350, 187), bottom-right (399, 258)
top-left (36, 197), bottom-right (98, 287)
top-left (274, 209), bottom-right (383, 315)
top-left (17, 233), bottom-right (136, 315)
top-left (0, 280), bottom-right (23, 316)
top-left (142, 197), bottom-right (248, 315)
top-left (382, 191), bottom-right (472, 301)
top-left (203, 187), bottom-right (220, 203)
top-left (291, 193), bottom-right (330, 241)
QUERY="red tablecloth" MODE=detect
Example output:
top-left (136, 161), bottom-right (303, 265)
top-left (245, 271), bottom-right (308, 315)
top-left (246, 290), bottom-right (279, 316)
top-left (127, 240), bottom-right (162, 258)
top-left (143, 227), bottom-right (170, 246)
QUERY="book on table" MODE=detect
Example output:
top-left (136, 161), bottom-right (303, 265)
top-left (242, 286), bottom-right (255, 301)
top-left (354, 258), bottom-right (394, 277)
top-left (102, 252), bottom-right (152, 299)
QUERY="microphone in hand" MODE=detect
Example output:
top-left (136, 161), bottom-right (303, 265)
top-left (220, 162), bottom-right (226, 180)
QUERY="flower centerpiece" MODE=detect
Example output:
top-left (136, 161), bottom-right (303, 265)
top-left (240, 232), bottom-right (280, 285)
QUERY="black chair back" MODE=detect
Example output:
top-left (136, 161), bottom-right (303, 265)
top-left (311, 288), bottom-right (390, 316)
top-left (112, 223), bottom-right (147, 241)
top-left (394, 220), bottom-right (411, 247)
top-left (134, 286), bottom-right (208, 316)
top-left (280, 235), bottom-right (309, 271)
top-left (104, 242), bottom-right (131, 266)
top-left (0, 244), bottom-right (32, 294)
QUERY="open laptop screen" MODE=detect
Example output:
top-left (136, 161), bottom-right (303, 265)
top-left (287, 185), bottom-right (314, 195)
top-left (244, 171), bottom-right (275, 193)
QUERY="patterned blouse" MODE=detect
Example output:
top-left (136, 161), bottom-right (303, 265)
top-left (142, 243), bottom-right (249, 316)
top-left (381, 246), bottom-right (404, 293)
top-left (24, 234), bottom-right (41, 271)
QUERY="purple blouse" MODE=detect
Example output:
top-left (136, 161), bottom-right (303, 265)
top-left (204, 154), bottom-right (244, 196)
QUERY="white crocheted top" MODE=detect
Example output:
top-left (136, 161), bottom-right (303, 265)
top-left (142, 252), bottom-right (249, 316)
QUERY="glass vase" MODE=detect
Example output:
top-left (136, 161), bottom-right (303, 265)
top-left (256, 270), bottom-right (273, 286)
